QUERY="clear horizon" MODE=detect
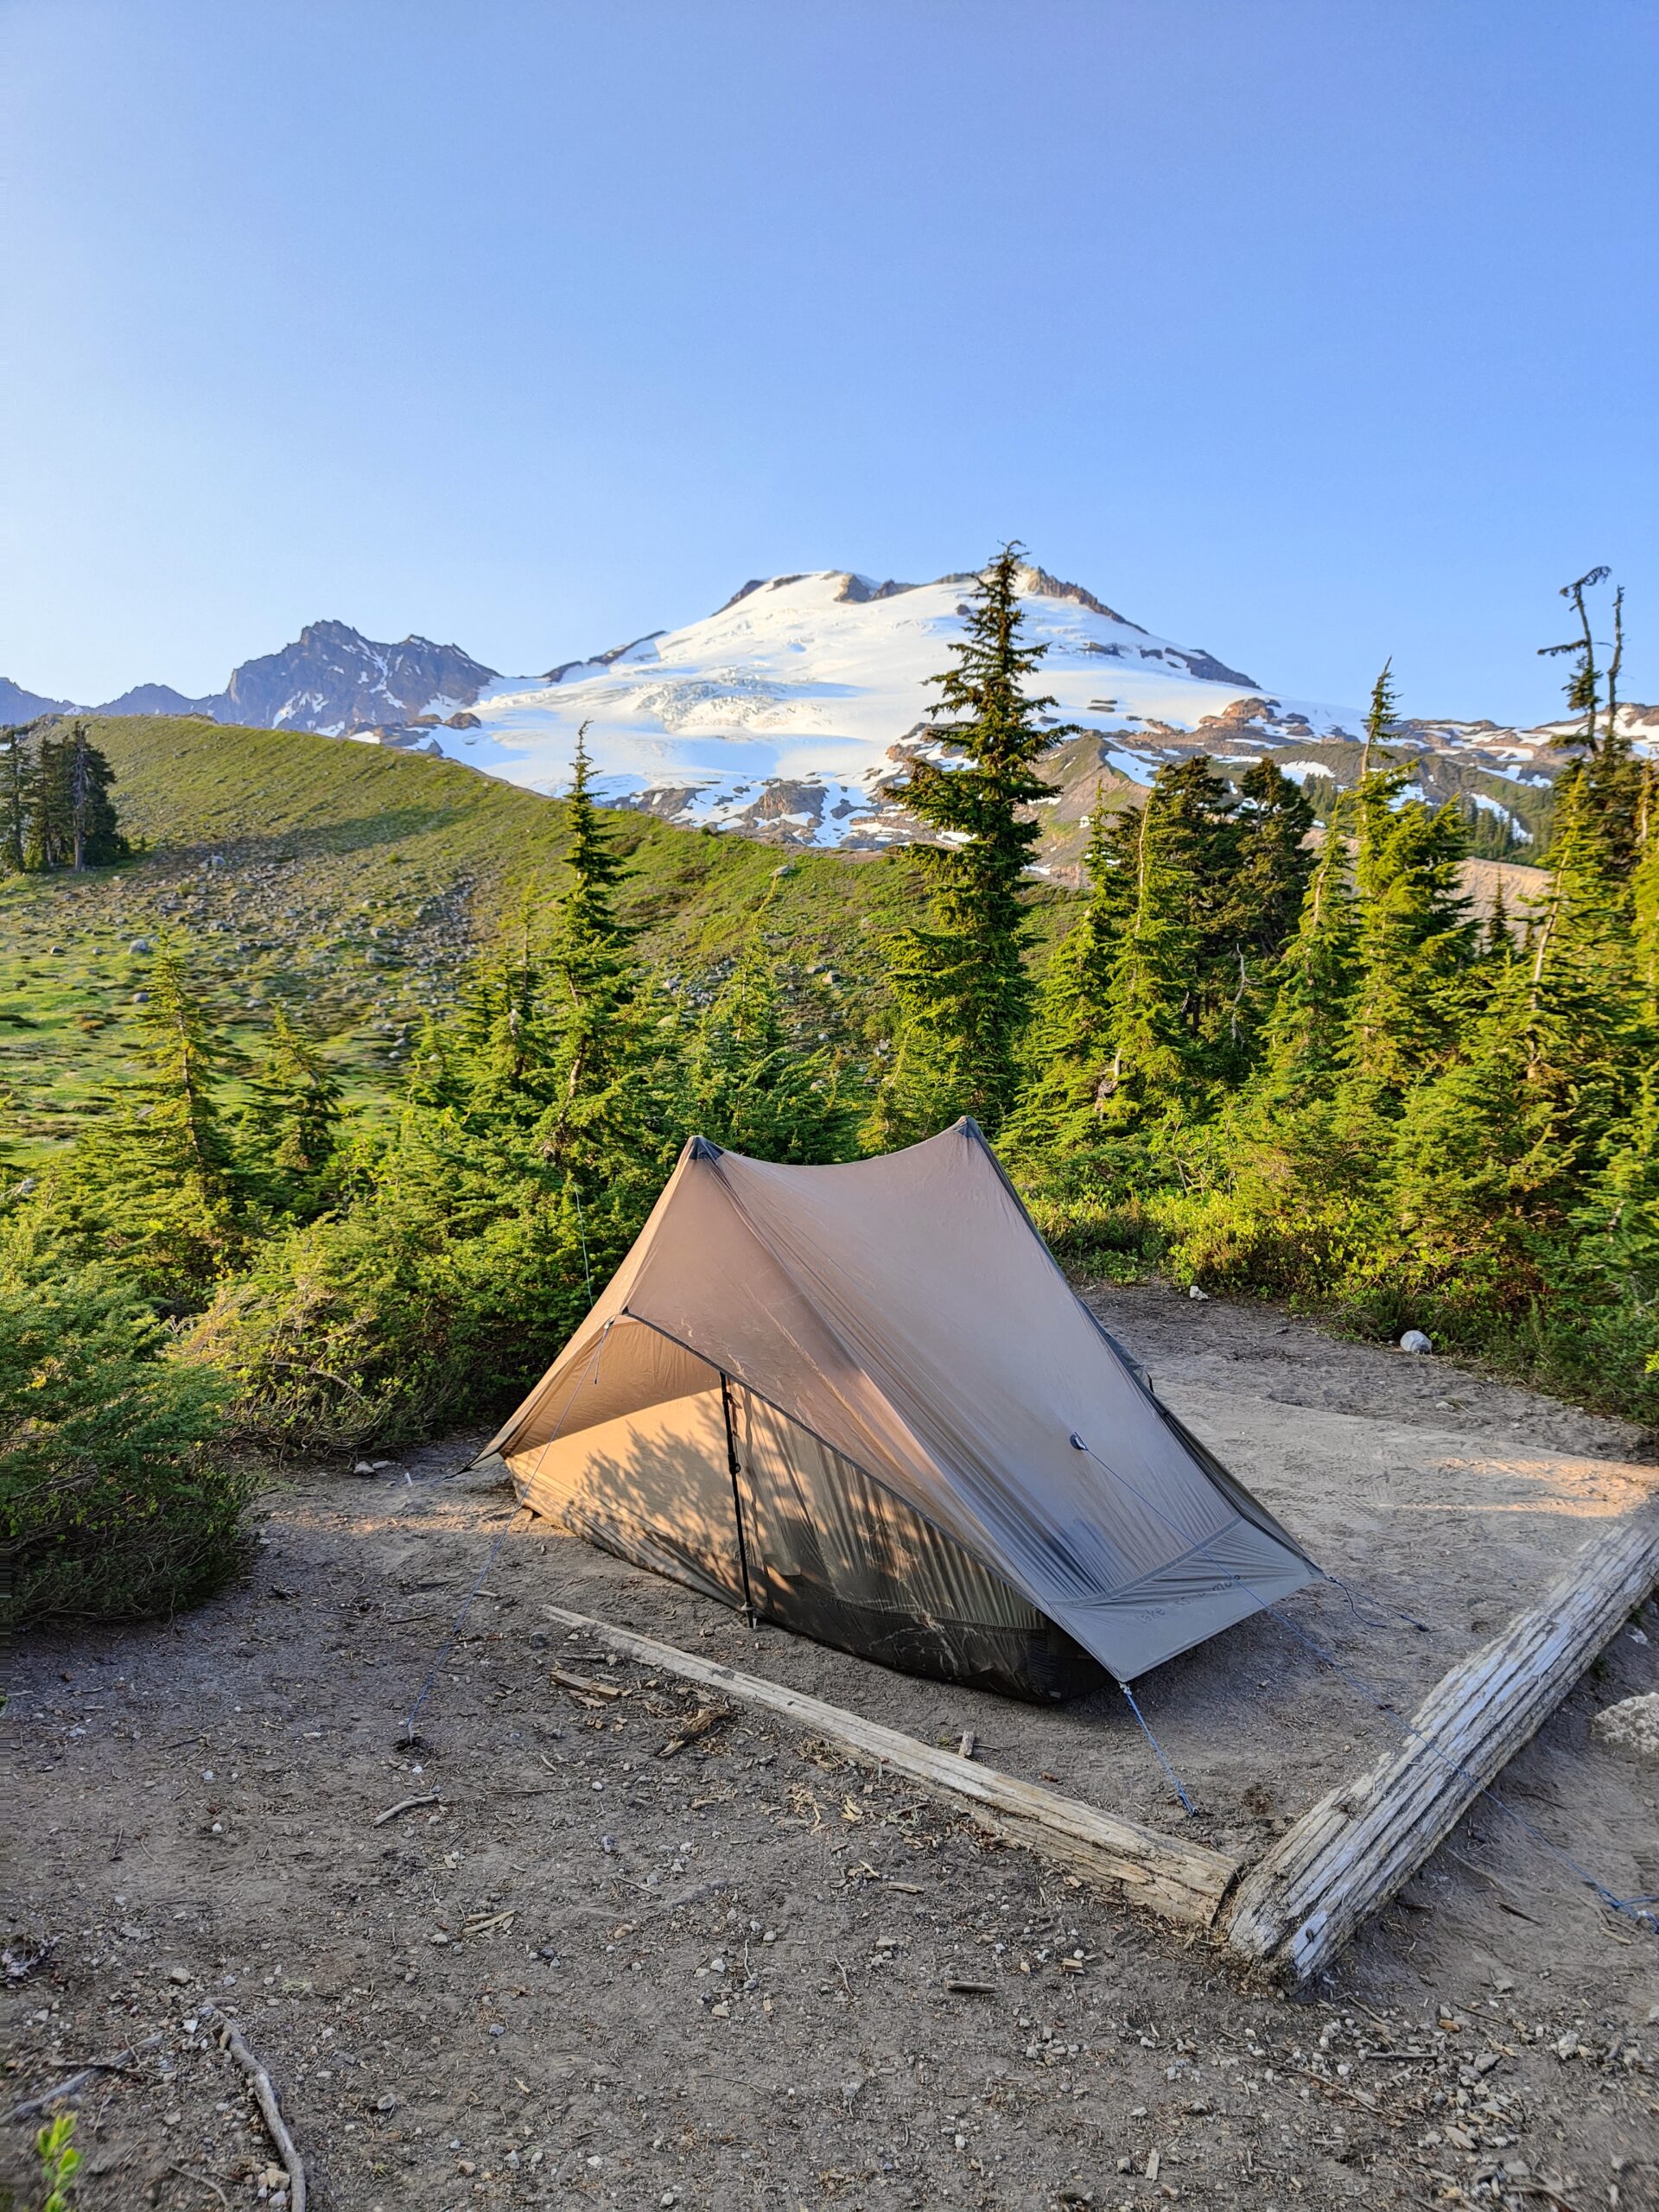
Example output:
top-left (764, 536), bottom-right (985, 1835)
top-left (4, 0), bottom-right (1656, 724)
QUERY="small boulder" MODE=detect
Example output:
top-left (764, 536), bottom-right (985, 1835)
top-left (1399, 1328), bottom-right (1433, 1354)
top-left (1186, 1284), bottom-right (1210, 1301)
top-left (129, 937), bottom-right (154, 955)
top-left (1592, 1693), bottom-right (1659, 1765)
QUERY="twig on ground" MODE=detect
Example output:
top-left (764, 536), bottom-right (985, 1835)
top-left (168, 2164), bottom-right (231, 2207)
top-left (5, 2033), bottom-right (163, 2123)
top-left (548, 1665), bottom-right (623, 1700)
top-left (372, 1791), bottom-right (440, 1827)
top-left (200, 2005), bottom-right (306, 2212)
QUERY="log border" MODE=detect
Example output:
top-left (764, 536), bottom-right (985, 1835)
top-left (1223, 1510), bottom-right (1659, 1982)
top-left (536, 1504), bottom-right (1658, 1975)
top-left (541, 1601), bottom-right (1242, 1931)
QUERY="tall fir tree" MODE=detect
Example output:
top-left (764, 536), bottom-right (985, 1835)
top-left (1098, 774), bottom-right (1207, 1120)
top-left (241, 1008), bottom-right (344, 1216)
top-left (1258, 791), bottom-right (1361, 1098)
top-left (1341, 766), bottom-right (1476, 1113)
top-left (0, 726), bottom-right (29, 874)
top-left (688, 898), bottom-right (855, 1162)
top-left (1357, 658), bottom-right (1399, 781)
top-left (879, 546), bottom-right (1073, 1135)
top-left (1007, 793), bottom-right (1128, 1152)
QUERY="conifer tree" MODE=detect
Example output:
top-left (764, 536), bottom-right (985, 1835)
top-left (1357, 659), bottom-right (1399, 781)
top-left (881, 546), bottom-right (1073, 1134)
top-left (21, 723), bottom-right (125, 872)
top-left (128, 934), bottom-right (238, 1189)
top-left (466, 905), bottom-right (558, 1119)
top-left (1100, 775), bottom-right (1205, 1118)
top-left (1221, 758), bottom-right (1316, 1066)
top-left (1259, 792), bottom-right (1361, 1096)
top-left (1007, 793), bottom-right (1128, 1152)
top-left (1630, 766), bottom-right (1659, 1027)
top-left (242, 1009), bottom-right (343, 1215)
top-left (1342, 766), bottom-right (1476, 1110)
top-left (0, 726), bottom-right (28, 874)
top-left (60, 934), bottom-right (244, 1299)
top-left (688, 900), bottom-right (855, 1162)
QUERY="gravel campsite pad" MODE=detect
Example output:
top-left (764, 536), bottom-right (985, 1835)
top-left (5, 1287), bottom-right (1657, 2210)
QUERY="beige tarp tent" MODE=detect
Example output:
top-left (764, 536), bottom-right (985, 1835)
top-left (488, 1119), bottom-right (1317, 1699)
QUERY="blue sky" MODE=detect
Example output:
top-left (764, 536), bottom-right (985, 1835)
top-left (3, 0), bottom-right (1656, 721)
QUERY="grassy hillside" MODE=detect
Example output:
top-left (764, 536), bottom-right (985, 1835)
top-left (0, 715), bottom-right (1072, 1158)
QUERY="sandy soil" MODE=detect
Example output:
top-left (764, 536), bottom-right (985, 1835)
top-left (5, 1284), bottom-right (1657, 2212)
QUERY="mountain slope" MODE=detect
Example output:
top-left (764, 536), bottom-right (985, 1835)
top-left (0, 714), bottom-right (1051, 1160)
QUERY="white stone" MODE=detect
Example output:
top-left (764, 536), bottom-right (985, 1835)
top-left (1399, 1329), bottom-right (1433, 1354)
top-left (1591, 1693), bottom-right (1659, 1764)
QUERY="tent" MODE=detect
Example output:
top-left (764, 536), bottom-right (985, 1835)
top-left (487, 1119), bottom-right (1318, 1700)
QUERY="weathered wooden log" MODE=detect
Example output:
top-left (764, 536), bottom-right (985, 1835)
top-left (1224, 1510), bottom-right (1659, 1982)
top-left (543, 1601), bottom-right (1241, 1931)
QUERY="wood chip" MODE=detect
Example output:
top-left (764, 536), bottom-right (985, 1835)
top-left (548, 1666), bottom-right (622, 1700)
top-left (658, 1705), bottom-right (728, 1758)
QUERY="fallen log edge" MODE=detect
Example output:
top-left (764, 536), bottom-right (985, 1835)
top-left (542, 1600), bottom-right (1242, 1931)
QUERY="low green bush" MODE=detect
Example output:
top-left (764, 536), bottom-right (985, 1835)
top-left (0, 1223), bottom-right (245, 1624)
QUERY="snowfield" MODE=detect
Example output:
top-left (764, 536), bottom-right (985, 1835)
top-left (401, 568), bottom-right (1363, 842)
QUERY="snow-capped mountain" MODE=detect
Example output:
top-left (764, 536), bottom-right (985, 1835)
top-left (406, 566), bottom-right (1637, 868)
top-left (10, 570), bottom-right (1651, 868)
top-left (427, 566), bottom-right (1364, 849)
top-left (209, 620), bottom-right (498, 734)
top-left (0, 622), bottom-right (497, 738)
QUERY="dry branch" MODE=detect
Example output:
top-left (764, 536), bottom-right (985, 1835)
top-left (201, 2005), bottom-right (306, 2212)
top-left (372, 1791), bottom-right (440, 1827)
top-left (4, 2033), bottom-right (163, 2124)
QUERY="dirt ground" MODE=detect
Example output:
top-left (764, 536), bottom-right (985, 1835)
top-left (5, 1283), bottom-right (1658, 2212)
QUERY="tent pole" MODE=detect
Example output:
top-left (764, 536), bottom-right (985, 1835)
top-left (718, 1371), bottom-right (759, 1628)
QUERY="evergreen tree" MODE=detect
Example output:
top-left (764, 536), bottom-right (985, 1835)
top-left (1219, 758), bottom-right (1316, 1066)
top-left (1259, 792), bottom-right (1361, 1096)
top-left (242, 1008), bottom-right (343, 1216)
top-left (688, 903), bottom-right (855, 1162)
top-left (127, 934), bottom-right (238, 1189)
top-left (1007, 795), bottom-right (1128, 1152)
top-left (1099, 774), bottom-right (1206, 1120)
top-left (465, 904), bottom-right (559, 1120)
top-left (0, 726), bottom-right (29, 874)
top-left (1341, 766), bottom-right (1476, 1111)
top-left (880, 546), bottom-right (1073, 1135)
top-left (57, 935), bottom-right (245, 1300)
top-left (1357, 658), bottom-right (1400, 781)
top-left (539, 722), bottom-right (645, 1164)
top-left (1539, 568), bottom-right (1643, 873)
top-left (1630, 766), bottom-right (1659, 1027)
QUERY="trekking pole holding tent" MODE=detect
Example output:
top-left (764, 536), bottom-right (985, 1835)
top-left (718, 1371), bottom-right (759, 1627)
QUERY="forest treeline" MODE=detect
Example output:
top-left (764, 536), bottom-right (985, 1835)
top-left (3, 554), bottom-right (1655, 1622)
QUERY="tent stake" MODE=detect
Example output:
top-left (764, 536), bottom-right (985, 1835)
top-left (719, 1371), bottom-right (759, 1627)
